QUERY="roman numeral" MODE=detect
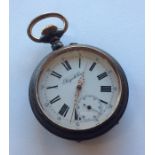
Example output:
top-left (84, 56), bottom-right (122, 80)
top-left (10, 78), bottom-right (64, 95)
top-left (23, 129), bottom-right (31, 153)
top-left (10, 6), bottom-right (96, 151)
top-left (59, 104), bottom-right (69, 117)
top-left (74, 109), bottom-right (79, 120)
top-left (99, 99), bottom-right (108, 104)
top-left (101, 86), bottom-right (111, 92)
top-left (89, 62), bottom-right (96, 71)
top-left (97, 72), bottom-right (108, 80)
top-left (62, 60), bottom-right (72, 71)
top-left (51, 71), bottom-right (62, 78)
top-left (79, 57), bottom-right (81, 68)
top-left (50, 95), bottom-right (61, 104)
top-left (46, 85), bottom-right (58, 89)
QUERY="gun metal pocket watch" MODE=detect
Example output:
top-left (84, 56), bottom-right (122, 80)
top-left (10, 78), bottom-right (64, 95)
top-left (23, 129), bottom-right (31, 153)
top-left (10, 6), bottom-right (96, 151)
top-left (28, 13), bottom-right (129, 141)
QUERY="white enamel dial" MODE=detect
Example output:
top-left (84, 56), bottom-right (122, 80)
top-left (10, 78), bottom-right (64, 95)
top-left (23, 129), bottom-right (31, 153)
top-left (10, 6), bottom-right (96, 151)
top-left (37, 48), bottom-right (122, 130)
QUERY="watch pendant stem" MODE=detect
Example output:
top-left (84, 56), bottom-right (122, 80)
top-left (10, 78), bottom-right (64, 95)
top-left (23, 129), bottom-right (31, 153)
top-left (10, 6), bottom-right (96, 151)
top-left (51, 40), bottom-right (64, 50)
top-left (39, 25), bottom-right (64, 50)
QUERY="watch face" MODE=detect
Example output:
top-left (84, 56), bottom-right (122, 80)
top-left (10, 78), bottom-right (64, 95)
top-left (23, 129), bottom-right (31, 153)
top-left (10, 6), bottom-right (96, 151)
top-left (36, 45), bottom-right (123, 130)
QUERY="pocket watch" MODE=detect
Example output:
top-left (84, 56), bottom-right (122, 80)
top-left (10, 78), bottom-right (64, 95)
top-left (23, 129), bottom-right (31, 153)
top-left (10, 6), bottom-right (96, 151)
top-left (27, 13), bottom-right (129, 141)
